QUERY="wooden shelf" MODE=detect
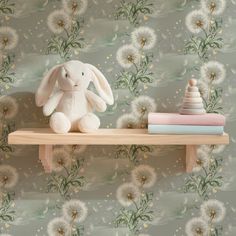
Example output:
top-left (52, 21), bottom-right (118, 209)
top-left (8, 128), bottom-right (229, 145)
top-left (8, 128), bottom-right (229, 173)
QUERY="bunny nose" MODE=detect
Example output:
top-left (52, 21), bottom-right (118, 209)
top-left (74, 82), bottom-right (79, 87)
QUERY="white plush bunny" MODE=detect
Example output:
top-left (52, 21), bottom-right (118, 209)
top-left (35, 60), bottom-right (114, 134)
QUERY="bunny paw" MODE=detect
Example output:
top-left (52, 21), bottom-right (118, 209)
top-left (50, 112), bottom-right (71, 134)
top-left (78, 113), bottom-right (100, 133)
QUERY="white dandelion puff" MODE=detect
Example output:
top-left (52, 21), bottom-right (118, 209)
top-left (197, 80), bottom-right (209, 99)
top-left (193, 149), bottom-right (210, 172)
top-left (62, 199), bottom-right (88, 223)
top-left (201, 0), bottom-right (226, 15)
top-left (131, 96), bottom-right (156, 119)
top-left (0, 96), bottom-right (18, 119)
top-left (47, 10), bottom-right (70, 34)
top-left (51, 149), bottom-right (72, 172)
top-left (200, 199), bottom-right (226, 223)
top-left (62, 0), bottom-right (88, 15)
top-left (211, 144), bottom-right (226, 154)
top-left (47, 217), bottom-right (71, 236)
top-left (131, 165), bottom-right (157, 188)
top-left (200, 144), bottom-right (226, 154)
top-left (185, 217), bottom-right (208, 236)
top-left (0, 165), bottom-right (19, 189)
top-left (0, 27), bottom-right (18, 50)
top-left (116, 44), bottom-right (141, 68)
top-left (198, 144), bottom-right (211, 153)
top-left (116, 113), bottom-right (138, 129)
top-left (201, 61), bottom-right (226, 84)
top-left (131, 26), bottom-right (157, 50)
top-left (116, 182), bottom-right (141, 207)
top-left (186, 10), bottom-right (208, 34)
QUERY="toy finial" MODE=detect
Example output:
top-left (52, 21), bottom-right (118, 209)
top-left (189, 79), bottom-right (197, 87)
top-left (179, 79), bottom-right (206, 115)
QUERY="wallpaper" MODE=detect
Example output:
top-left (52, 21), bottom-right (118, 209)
top-left (0, 0), bottom-right (236, 235)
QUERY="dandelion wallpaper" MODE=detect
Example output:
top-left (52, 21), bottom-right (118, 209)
top-left (0, 0), bottom-right (236, 235)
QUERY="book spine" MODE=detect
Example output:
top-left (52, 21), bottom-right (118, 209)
top-left (148, 114), bottom-right (225, 126)
top-left (148, 125), bottom-right (224, 135)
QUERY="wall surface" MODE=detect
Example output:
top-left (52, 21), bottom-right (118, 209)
top-left (0, 0), bottom-right (236, 235)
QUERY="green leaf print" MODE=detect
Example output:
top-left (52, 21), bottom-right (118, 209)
top-left (115, 192), bottom-right (154, 234)
top-left (185, 20), bottom-right (223, 61)
top-left (47, 159), bottom-right (85, 200)
top-left (0, 55), bottom-right (16, 92)
top-left (0, 0), bottom-right (14, 14)
top-left (0, 192), bottom-right (15, 223)
top-left (47, 20), bottom-right (84, 60)
top-left (115, 145), bottom-right (153, 163)
top-left (115, 54), bottom-right (154, 97)
top-left (184, 155), bottom-right (223, 200)
top-left (115, 0), bottom-right (153, 26)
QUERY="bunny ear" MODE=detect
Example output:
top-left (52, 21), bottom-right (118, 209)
top-left (85, 63), bottom-right (114, 105)
top-left (35, 65), bottom-right (61, 107)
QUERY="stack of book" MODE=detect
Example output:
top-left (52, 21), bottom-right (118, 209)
top-left (148, 113), bottom-right (225, 135)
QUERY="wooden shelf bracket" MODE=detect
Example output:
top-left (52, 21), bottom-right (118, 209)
top-left (39, 145), bottom-right (53, 173)
top-left (8, 128), bottom-right (229, 173)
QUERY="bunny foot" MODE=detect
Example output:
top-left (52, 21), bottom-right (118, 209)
top-left (50, 112), bottom-right (71, 134)
top-left (78, 113), bottom-right (100, 133)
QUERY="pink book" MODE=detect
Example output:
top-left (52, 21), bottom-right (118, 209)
top-left (148, 113), bottom-right (225, 126)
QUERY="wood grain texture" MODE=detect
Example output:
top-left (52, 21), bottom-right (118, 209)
top-left (39, 145), bottom-right (53, 173)
top-left (8, 128), bottom-right (229, 145)
top-left (186, 145), bottom-right (197, 173)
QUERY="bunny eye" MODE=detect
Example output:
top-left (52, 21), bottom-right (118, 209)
top-left (82, 72), bottom-right (84, 76)
top-left (65, 73), bottom-right (68, 78)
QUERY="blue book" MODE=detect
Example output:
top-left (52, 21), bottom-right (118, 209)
top-left (148, 124), bottom-right (224, 135)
